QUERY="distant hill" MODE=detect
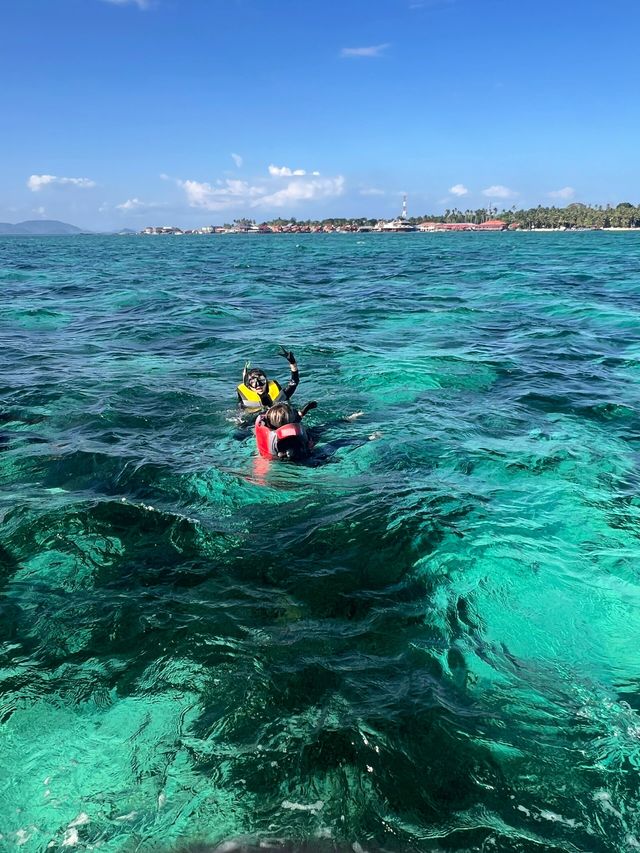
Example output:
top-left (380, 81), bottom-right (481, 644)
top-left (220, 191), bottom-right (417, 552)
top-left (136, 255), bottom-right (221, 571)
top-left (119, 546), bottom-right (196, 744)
top-left (0, 219), bottom-right (87, 236)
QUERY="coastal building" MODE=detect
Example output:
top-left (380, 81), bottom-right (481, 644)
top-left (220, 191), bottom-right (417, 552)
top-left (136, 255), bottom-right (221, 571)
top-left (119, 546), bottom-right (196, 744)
top-left (139, 211), bottom-right (513, 236)
top-left (475, 219), bottom-right (507, 231)
top-left (418, 221), bottom-right (475, 232)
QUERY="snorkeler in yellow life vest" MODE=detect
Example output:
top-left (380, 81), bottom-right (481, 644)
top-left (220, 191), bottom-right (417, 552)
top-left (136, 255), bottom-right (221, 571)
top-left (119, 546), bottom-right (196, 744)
top-left (236, 346), bottom-right (299, 409)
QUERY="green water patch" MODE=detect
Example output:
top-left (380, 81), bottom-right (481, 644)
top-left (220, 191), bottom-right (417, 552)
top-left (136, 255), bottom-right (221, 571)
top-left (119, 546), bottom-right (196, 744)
top-left (337, 354), bottom-right (498, 406)
top-left (0, 688), bottom-right (247, 852)
top-left (393, 404), bottom-right (640, 846)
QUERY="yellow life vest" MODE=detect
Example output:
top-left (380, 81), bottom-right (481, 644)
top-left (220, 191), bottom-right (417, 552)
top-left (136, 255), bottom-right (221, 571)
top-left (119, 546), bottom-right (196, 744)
top-left (237, 379), bottom-right (284, 408)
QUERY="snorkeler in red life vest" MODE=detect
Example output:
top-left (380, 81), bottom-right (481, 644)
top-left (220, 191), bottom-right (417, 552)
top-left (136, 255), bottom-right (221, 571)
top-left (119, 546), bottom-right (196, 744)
top-left (237, 346), bottom-right (299, 410)
top-left (255, 400), bottom-right (318, 460)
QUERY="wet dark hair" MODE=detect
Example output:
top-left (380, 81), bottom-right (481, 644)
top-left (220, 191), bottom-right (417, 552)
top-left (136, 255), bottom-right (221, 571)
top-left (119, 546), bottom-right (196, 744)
top-left (266, 402), bottom-right (296, 429)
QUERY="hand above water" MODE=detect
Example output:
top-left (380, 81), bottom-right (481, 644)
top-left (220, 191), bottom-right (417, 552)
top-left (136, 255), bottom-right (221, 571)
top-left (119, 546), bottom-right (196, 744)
top-left (278, 345), bottom-right (296, 365)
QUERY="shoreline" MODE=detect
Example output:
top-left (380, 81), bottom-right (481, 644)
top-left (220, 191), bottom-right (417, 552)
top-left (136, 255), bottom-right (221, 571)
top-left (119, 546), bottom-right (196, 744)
top-left (135, 227), bottom-right (640, 236)
top-left (2, 227), bottom-right (640, 238)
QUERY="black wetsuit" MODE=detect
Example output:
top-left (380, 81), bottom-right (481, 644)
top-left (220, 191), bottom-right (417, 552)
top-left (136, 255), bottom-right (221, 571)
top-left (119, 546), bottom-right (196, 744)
top-left (261, 368), bottom-right (299, 406)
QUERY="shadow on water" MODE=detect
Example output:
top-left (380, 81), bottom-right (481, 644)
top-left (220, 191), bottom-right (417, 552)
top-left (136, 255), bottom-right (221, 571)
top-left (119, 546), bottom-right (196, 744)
top-left (0, 408), bottom-right (48, 451)
top-left (165, 488), bottom-right (506, 848)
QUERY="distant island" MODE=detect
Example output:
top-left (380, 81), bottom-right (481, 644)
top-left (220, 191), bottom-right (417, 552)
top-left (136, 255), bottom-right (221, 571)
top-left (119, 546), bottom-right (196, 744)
top-left (0, 219), bottom-right (88, 236)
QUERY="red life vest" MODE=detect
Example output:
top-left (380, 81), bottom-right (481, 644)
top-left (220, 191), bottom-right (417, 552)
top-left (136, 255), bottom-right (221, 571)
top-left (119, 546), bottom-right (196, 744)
top-left (254, 415), bottom-right (313, 460)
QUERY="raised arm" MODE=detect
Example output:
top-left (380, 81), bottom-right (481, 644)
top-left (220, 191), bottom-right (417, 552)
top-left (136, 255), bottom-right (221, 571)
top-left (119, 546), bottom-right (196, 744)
top-left (279, 346), bottom-right (299, 399)
top-left (298, 400), bottom-right (317, 419)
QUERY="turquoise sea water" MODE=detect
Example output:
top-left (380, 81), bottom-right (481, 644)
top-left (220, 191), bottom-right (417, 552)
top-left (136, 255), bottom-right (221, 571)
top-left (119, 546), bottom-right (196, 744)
top-left (2, 232), bottom-right (640, 852)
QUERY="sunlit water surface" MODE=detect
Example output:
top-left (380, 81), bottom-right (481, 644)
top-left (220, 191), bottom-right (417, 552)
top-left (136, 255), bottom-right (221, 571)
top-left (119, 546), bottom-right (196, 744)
top-left (2, 233), bottom-right (640, 852)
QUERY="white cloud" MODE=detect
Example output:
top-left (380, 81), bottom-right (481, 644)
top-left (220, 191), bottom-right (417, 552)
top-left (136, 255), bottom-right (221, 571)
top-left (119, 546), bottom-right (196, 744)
top-left (548, 186), bottom-right (575, 200)
top-left (482, 184), bottom-right (516, 199)
top-left (252, 176), bottom-right (345, 208)
top-left (178, 178), bottom-right (265, 211)
top-left (101, 0), bottom-right (150, 9)
top-left (359, 187), bottom-right (385, 196)
top-left (33, 206), bottom-right (46, 217)
top-left (231, 153), bottom-right (243, 168)
top-left (115, 198), bottom-right (164, 211)
top-left (27, 174), bottom-right (96, 192)
top-left (175, 168), bottom-right (343, 211)
top-left (269, 164), bottom-right (313, 177)
top-left (449, 183), bottom-right (469, 197)
top-left (341, 44), bottom-right (390, 58)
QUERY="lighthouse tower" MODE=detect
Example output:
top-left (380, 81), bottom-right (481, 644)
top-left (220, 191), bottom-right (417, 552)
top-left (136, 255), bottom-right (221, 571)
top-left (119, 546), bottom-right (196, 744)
top-left (401, 194), bottom-right (408, 220)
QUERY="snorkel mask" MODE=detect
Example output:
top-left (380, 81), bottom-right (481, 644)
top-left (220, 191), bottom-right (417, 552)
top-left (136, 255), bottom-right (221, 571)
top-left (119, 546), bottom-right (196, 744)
top-left (245, 368), bottom-right (268, 392)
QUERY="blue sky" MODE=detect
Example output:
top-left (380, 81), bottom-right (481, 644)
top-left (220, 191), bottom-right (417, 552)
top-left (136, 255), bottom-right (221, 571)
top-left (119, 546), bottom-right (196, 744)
top-left (2, 0), bottom-right (640, 229)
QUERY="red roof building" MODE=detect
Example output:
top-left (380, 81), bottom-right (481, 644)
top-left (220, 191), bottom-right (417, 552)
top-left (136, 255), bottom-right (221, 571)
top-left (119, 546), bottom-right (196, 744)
top-left (443, 222), bottom-right (475, 231)
top-left (476, 219), bottom-right (507, 231)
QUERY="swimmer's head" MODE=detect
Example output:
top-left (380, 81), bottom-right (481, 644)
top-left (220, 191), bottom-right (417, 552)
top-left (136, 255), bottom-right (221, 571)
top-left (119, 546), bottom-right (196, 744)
top-left (245, 368), bottom-right (268, 393)
top-left (266, 402), bottom-right (296, 429)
